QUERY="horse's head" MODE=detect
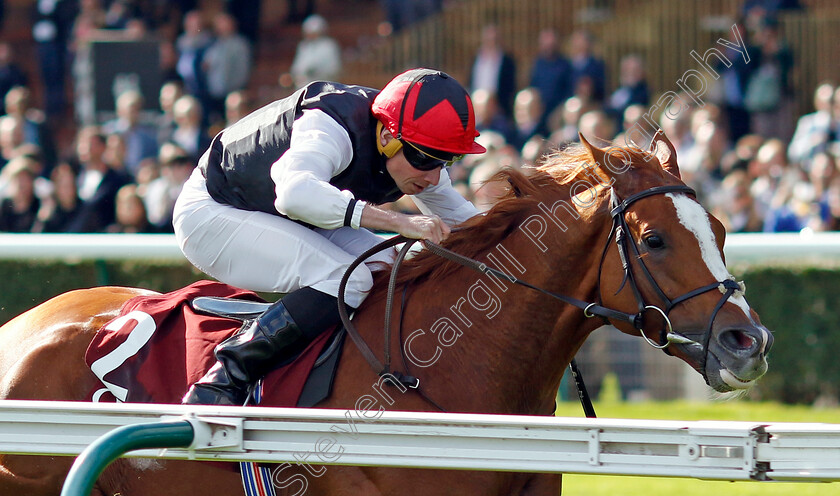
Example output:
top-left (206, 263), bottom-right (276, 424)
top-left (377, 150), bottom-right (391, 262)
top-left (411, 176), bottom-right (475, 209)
top-left (576, 132), bottom-right (772, 393)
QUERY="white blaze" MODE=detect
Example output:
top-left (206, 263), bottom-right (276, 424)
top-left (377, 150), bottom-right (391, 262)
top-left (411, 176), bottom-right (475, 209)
top-left (667, 193), bottom-right (752, 318)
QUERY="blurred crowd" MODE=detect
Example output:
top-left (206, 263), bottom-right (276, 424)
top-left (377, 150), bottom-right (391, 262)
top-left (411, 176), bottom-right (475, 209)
top-left (0, 0), bottom-right (837, 235)
top-left (443, 0), bottom-right (840, 235)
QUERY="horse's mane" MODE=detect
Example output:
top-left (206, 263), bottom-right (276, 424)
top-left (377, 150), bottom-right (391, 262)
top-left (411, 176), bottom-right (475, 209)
top-left (368, 145), bottom-right (627, 296)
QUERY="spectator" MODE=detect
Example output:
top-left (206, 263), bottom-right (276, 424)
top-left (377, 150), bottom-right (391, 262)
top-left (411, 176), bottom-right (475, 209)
top-left (0, 114), bottom-right (26, 170)
top-left (472, 88), bottom-right (514, 145)
top-left (203, 12), bottom-right (252, 124)
top-left (658, 99), bottom-right (695, 163)
top-left (175, 10), bottom-right (213, 107)
top-left (606, 55), bottom-right (650, 128)
top-left (567, 29), bottom-right (607, 104)
top-left (469, 24), bottom-right (517, 119)
top-left (823, 175), bottom-right (840, 231)
top-left (170, 94), bottom-right (210, 163)
top-left (288, 14), bottom-right (342, 90)
top-left (31, 0), bottom-right (78, 117)
top-left (3, 86), bottom-right (56, 175)
top-left (788, 82), bottom-right (835, 167)
top-left (510, 88), bottom-right (548, 151)
top-left (745, 16), bottom-right (795, 141)
top-left (156, 80), bottom-right (185, 145)
top-left (106, 183), bottom-right (156, 233)
top-left (831, 86), bottom-right (840, 158)
top-left (104, 132), bottom-right (128, 174)
top-left (714, 19), bottom-right (758, 142)
top-left (142, 142), bottom-right (194, 232)
top-left (762, 168), bottom-right (811, 232)
top-left (67, 126), bottom-right (131, 232)
top-left (0, 43), bottom-right (28, 116)
top-left (224, 90), bottom-right (251, 127)
top-left (159, 40), bottom-right (182, 85)
top-left (681, 120), bottom-right (729, 204)
top-left (577, 110), bottom-right (616, 145)
top-left (616, 104), bottom-right (648, 148)
top-left (529, 28), bottom-right (572, 125)
top-left (711, 169), bottom-right (763, 232)
top-left (749, 137), bottom-right (789, 219)
top-left (549, 96), bottom-right (591, 146)
top-left (102, 90), bottom-right (159, 177)
top-left (0, 156), bottom-right (40, 232)
top-left (807, 152), bottom-right (837, 228)
top-left (32, 161), bottom-right (82, 233)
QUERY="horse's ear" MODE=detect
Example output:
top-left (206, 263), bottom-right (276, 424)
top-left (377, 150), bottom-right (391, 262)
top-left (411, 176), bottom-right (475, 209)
top-left (650, 129), bottom-right (681, 179)
top-left (579, 132), bottom-right (610, 171)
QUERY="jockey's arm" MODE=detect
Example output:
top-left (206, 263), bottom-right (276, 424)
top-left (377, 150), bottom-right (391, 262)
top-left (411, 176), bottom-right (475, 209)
top-left (270, 109), bottom-right (359, 230)
top-left (270, 109), bottom-right (455, 242)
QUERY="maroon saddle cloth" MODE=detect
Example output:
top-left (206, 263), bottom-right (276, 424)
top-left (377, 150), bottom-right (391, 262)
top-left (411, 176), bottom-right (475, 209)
top-left (84, 280), bottom-right (333, 406)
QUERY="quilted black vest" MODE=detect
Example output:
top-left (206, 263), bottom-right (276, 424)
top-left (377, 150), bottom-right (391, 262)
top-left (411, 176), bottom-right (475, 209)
top-left (201, 81), bottom-right (401, 220)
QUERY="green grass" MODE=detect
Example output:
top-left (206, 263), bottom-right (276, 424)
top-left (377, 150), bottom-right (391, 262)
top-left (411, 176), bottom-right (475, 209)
top-left (554, 400), bottom-right (840, 496)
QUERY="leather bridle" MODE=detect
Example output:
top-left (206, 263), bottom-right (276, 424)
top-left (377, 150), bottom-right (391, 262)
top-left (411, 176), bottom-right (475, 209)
top-left (336, 183), bottom-right (748, 397)
top-left (597, 184), bottom-right (749, 373)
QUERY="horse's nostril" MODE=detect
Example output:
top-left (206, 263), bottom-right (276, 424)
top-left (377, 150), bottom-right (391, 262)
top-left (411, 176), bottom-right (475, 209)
top-left (720, 329), bottom-right (756, 352)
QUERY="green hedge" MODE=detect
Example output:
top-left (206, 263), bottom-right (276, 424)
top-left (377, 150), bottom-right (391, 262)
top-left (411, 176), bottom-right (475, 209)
top-left (0, 260), bottom-right (205, 324)
top-left (1, 261), bottom-right (837, 405)
top-left (737, 266), bottom-right (840, 405)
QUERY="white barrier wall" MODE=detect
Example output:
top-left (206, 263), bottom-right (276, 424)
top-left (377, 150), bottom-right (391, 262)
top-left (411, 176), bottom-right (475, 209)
top-left (1, 399), bottom-right (839, 482)
top-left (2, 232), bottom-right (840, 263)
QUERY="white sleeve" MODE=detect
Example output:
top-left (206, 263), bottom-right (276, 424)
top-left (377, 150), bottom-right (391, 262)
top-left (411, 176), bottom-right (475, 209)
top-left (270, 109), bottom-right (366, 229)
top-left (412, 167), bottom-right (480, 226)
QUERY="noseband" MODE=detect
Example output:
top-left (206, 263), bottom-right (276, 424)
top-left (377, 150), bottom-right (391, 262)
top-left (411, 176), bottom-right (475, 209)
top-left (598, 185), bottom-right (748, 371)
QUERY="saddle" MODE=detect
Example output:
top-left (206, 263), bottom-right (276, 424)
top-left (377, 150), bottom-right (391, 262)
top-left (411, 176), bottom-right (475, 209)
top-left (84, 280), bottom-right (345, 408)
top-left (190, 295), bottom-right (346, 407)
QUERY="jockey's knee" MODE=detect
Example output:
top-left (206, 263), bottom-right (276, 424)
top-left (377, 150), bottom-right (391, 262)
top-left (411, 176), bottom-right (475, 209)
top-left (339, 264), bottom-right (374, 308)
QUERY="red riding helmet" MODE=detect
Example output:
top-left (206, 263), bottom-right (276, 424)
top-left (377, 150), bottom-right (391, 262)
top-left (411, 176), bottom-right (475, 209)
top-left (372, 68), bottom-right (486, 158)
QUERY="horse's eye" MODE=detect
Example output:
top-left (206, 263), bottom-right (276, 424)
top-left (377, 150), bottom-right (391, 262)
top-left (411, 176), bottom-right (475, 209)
top-left (644, 234), bottom-right (666, 250)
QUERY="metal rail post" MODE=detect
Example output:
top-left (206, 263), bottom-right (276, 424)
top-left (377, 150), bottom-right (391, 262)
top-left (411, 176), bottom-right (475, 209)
top-left (60, 420), bottom-right (195, 496)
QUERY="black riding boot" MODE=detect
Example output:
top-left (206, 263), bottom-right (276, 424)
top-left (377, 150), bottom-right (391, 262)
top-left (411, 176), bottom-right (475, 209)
top-left (183, 287), bottom-right (346, 405)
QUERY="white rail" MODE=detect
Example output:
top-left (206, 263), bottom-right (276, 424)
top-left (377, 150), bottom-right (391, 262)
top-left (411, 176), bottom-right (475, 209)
top-left (0, 400), bottom-right (837, 482)
top-left (1, 232), bottom-right (840, 263)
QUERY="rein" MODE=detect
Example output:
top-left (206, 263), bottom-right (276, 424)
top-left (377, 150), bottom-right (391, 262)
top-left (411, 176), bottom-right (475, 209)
top-left (335, 183), bottom-right (747, 414)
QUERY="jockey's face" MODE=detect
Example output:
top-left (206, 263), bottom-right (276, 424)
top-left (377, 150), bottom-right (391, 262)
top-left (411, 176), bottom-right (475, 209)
top-left (386, 149), bottom-right (442, 195)
top-left (379, 128), bottom-right (443, 195)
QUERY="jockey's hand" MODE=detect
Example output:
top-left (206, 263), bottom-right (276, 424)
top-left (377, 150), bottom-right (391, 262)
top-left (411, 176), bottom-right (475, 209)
top-left (360, 204), bottom-right (451, 243)
top-left (399, 214), bottom-right (451, 244)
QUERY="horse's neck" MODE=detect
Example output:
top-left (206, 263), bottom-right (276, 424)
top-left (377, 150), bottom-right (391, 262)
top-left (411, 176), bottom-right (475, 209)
top-left (360, 202), bottom-right (609, 415)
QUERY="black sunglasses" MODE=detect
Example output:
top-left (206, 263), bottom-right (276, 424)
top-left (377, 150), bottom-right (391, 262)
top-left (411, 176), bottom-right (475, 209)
top-left (401, 140), bottom-right (464, 171)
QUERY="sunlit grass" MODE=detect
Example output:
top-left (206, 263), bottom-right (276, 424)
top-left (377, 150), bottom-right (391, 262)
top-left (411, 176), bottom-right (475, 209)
top-left (555, 400), bottom-right (840, 495)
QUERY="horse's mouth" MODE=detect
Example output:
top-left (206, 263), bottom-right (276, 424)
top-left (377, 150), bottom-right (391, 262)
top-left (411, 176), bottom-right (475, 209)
top-left (704, 352), bottom-right (767, 392)
top-left (718, 369), bottom-right (755, 390)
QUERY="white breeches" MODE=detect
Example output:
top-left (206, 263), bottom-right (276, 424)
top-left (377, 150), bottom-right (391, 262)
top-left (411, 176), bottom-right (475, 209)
top-left (173, 169), bottom-right (395, 308)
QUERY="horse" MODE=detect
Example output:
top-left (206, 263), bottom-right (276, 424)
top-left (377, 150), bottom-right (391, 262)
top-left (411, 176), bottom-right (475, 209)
top-left (0, 133), bottom-right (772, 496)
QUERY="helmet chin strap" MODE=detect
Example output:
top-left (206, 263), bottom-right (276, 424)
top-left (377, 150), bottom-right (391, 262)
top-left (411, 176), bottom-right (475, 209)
top-left (376, 121), bottom-right (403, 158)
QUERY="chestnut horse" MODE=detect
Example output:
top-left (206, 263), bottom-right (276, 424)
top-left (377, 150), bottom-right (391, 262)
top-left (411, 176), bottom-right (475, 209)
top-left (0, 134), bottom-right (771, 495)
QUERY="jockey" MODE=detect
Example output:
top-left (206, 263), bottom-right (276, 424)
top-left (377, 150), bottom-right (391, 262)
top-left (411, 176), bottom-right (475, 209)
top-left (174, 68), bottom-right (486, 405)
